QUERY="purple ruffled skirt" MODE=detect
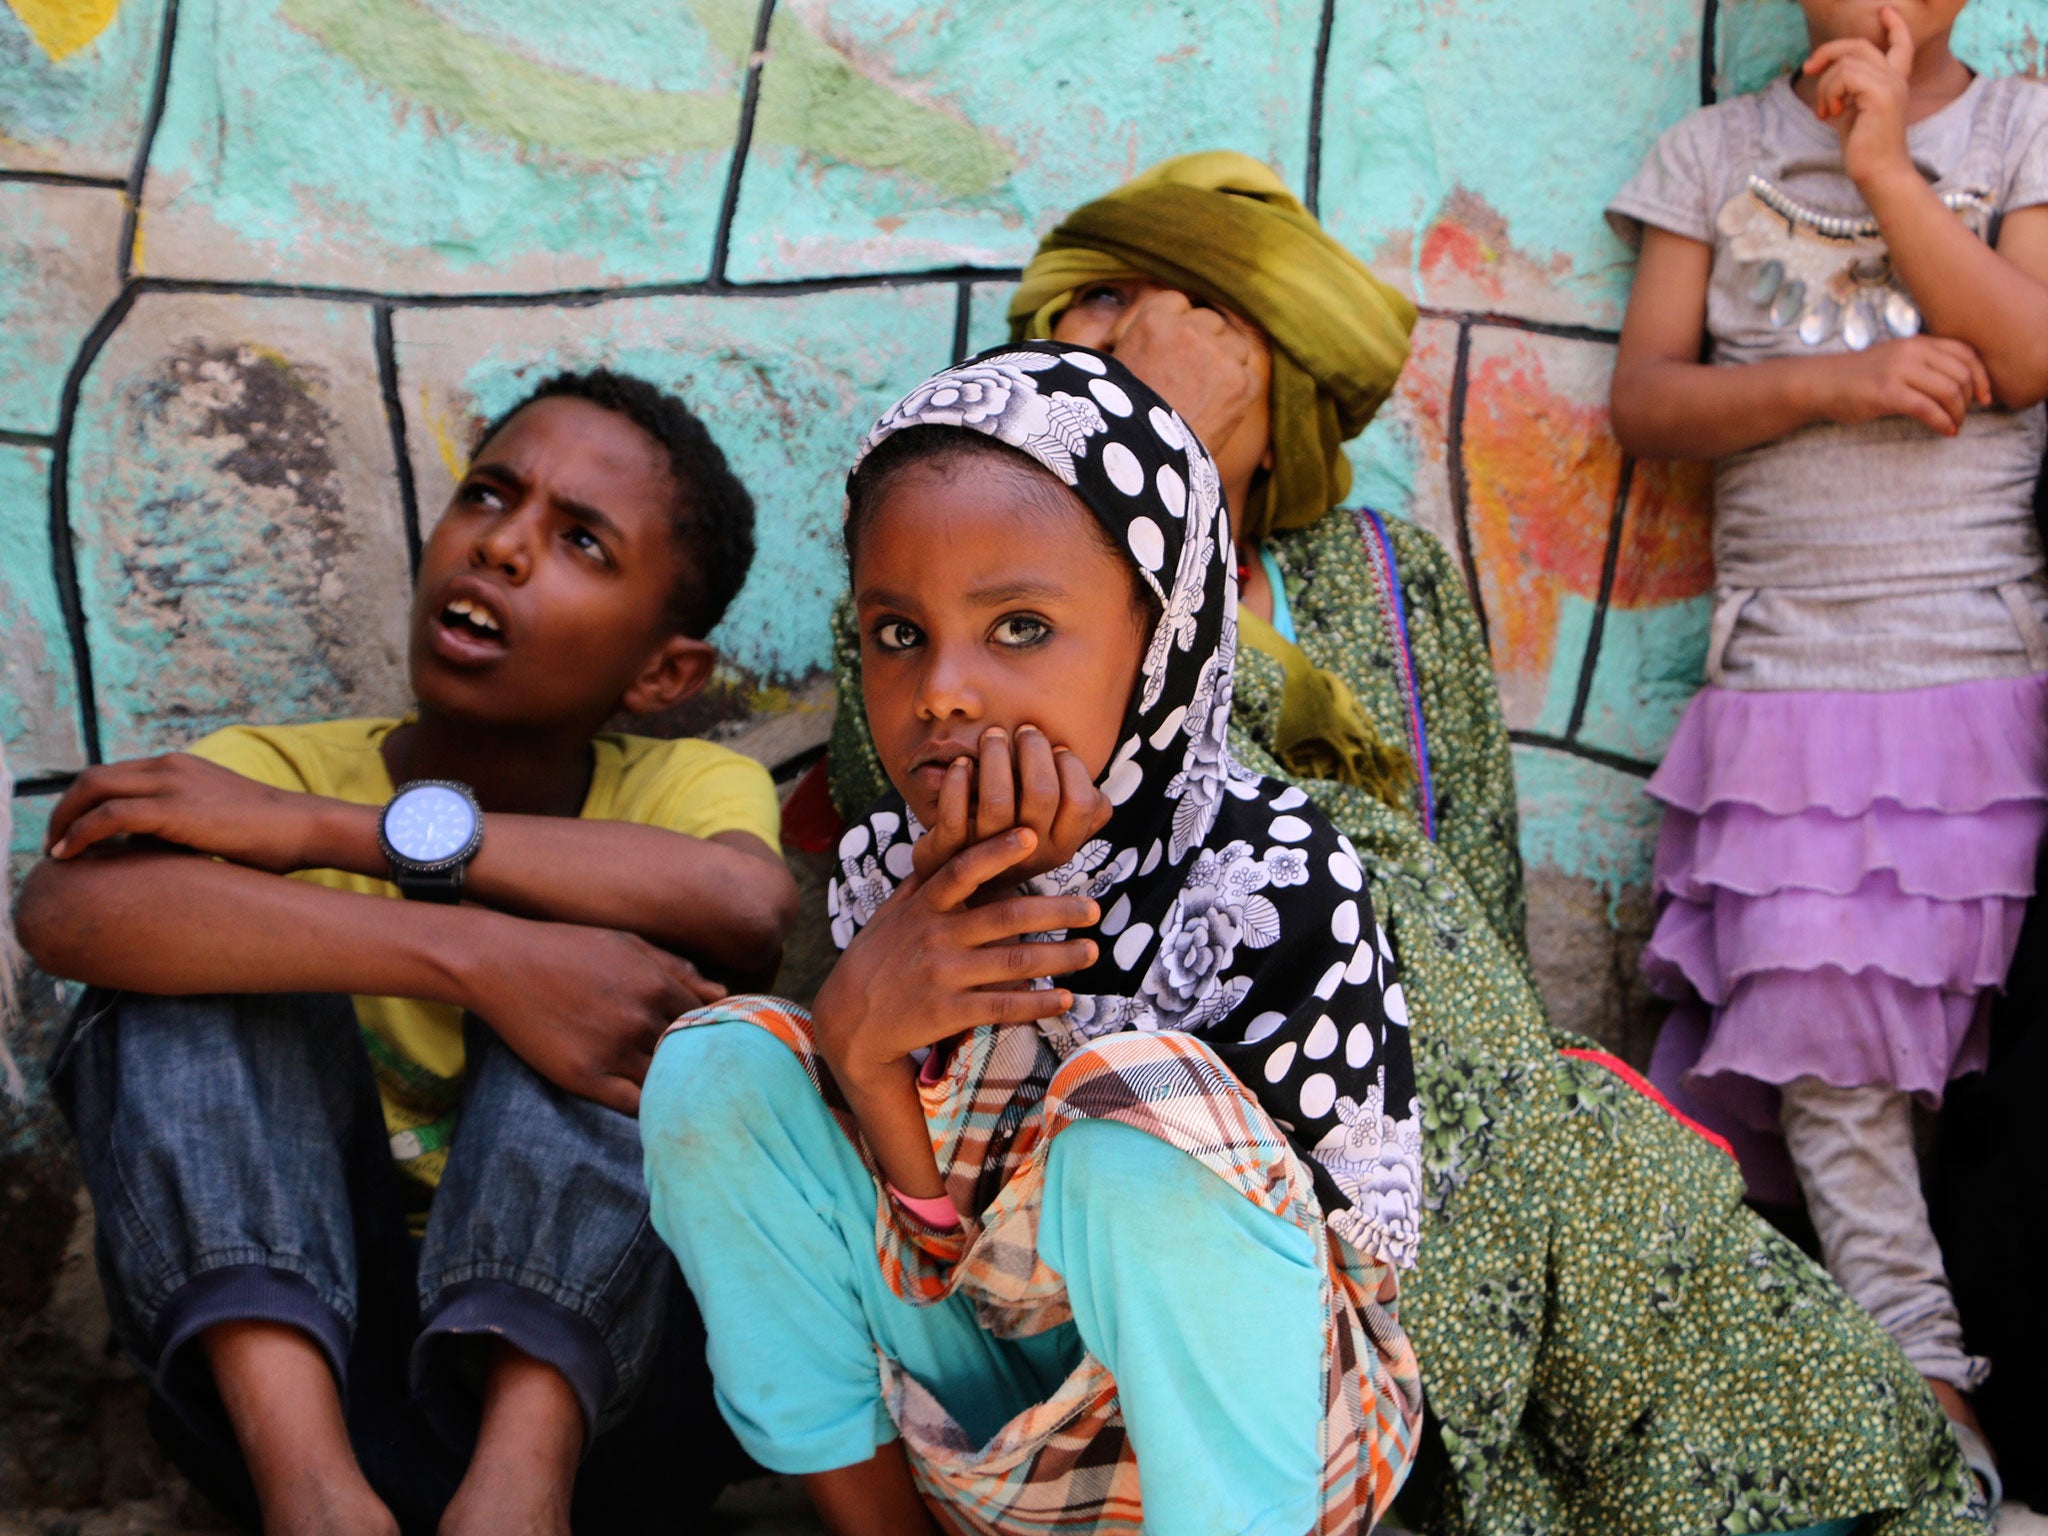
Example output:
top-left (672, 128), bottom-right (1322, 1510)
top-left (1642, 674), bottom-right (2048, 1145)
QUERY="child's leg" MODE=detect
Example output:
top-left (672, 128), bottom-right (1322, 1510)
top-left (640, 1021), bottom-right (1078, 1482)
top-left (413, 1020), bottom-right (727, 1535)
top-left (201, 1320), bottom-right (398, 1536)
top-left (1038, 1117), bottom-right (1327, 1536)
top-left (52, 990), bottom-right (401, 1534)
top-left (1779, 1076), bottom-right (1987, 1392)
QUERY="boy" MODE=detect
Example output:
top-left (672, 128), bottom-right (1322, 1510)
top-left (16, 368), bottom-right (798, 1536)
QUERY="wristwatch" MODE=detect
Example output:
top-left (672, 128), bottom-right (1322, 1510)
top-left (379, 779), bottom-right (483, 903)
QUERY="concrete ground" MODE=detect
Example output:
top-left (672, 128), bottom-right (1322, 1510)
top-left (0, 1474), bottom-right (827, 1535)
top-left (3, 1479), bottom-right (2042, 1535)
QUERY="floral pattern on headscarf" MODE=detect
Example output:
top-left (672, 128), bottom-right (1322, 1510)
top-left (827, 342), bottom-right (1422, 1268)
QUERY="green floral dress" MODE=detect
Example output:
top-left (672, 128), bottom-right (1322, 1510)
top-left (826, 513), bottom-right (1984, 1536)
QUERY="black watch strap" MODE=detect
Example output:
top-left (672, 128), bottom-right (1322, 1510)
top-left (393, 867), bottom-right (465, 904)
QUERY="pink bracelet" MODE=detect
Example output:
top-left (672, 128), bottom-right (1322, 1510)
top-left (887, 1183), bottom-right (962, 1231)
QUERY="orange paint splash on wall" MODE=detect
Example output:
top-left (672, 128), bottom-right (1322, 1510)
top-left (1460, 342), bottom-right (1620, 685)
top-left (1420, 219), bottom-right (1504, 303)
top-left (1453, 333), bottom-right (1713, 724)
top-left (1613, 456), bottom-right (1713, 608)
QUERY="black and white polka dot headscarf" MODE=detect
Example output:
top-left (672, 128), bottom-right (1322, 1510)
top-left (829, 341), bottom-right (1421, 1268)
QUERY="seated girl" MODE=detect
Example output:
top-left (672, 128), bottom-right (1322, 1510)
top-left (824, 153), bottom-right (1984, 1533)
top-left (640, 344), bottom-right (1425, 1535)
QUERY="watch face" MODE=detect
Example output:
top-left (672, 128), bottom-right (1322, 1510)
top-left (386, 784), bottom-right (478, 865)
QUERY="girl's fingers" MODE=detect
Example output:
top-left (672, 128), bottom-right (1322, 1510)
top-left (1046, 748), bottom-right (1108, 856)
top-left (1923, 336), bottom-right (1992, 405)
top-left (951, 938), bottom-right (1099, 992)
top-left (926, 827), bottom-right (1039, 910)
top-left (1013, 726), bottom-right (1062, 840)
top-left (974, 727), bottom-right (1016, 842)
top-left (960, 892), bottom-right (1101, 946)
top-left (1916, 345), bottom-right (1971, 389)
top-left (968, 986), bottom-right (1076, 1027)
top-left (1959, 346), bottom-right (1994, 406)
top-left (937, 756), bottom-right (973, 845)
top-left (1803, 37), bottom-right (1887, 75)
top-left (1819, 62), bottom-right (1863, 118)
top-left (911, 757), bottom-right (974, 878)
top-left (1897, 380), bottom-right (1961, 436)
top-left (1912, 353), bottom-right (1972, 424)
top-left (1878, 5), bottom-right (1914, 73)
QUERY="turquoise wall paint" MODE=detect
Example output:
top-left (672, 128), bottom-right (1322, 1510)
top-left (0, 0), bottom-right (165, 177)
top-left (140, 0), bottom-right (741, 289)
top-left (3, 0), bottom-right (2045, 999)
top-left (1320, 0), bottom-right (1705, 327)
top-left (392, 284), bottom-right (960, 677)
top-left (0, 444), bottom-right (80, 778)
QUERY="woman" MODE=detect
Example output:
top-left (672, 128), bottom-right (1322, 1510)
top-left (825, 153), bottom-right (1982, 1533)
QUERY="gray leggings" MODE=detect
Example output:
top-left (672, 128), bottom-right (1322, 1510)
top-left (1780, 1077), bottom-right (1988, 1392)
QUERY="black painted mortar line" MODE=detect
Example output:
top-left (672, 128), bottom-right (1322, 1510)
top-left (1564, 455), bottom-right (1635, 740)
top-left (46, 283), bottom-right (142, 768)
top-left (1701, 0), bottom-right (1721, 106)
top-left (103, 264), bottom-right (1029, 312)
top-left (1303, 0), bottom-right (1338, 217)
top-left (117, 0), bottom-right (181, 286)
top-left (0, 170), bottom-right (127, 191)
top-left (1507, 729), bottom-right (1654, 778)
top-left (1418, 306), bottom-right (1621, 346)
top-left (373, 303), bottom-right (423, 575)
top-left (950, 282), bottom-right (974, 364)
top-left (11, 772), bottom-right (75, 798)
top-left (0, 427), bottom-right (55, 448)
top-left (1443, 318), bottom-right (1491, 654)
top-left (708, 0), bottom-right (779, 288)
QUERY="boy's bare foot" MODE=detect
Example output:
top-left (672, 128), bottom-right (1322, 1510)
top-left (438, 1345), bottom-right (580, 1536)
top-left (202, 1320), bottom-right (398, 1536)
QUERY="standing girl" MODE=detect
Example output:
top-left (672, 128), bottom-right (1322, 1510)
top-left (1610, 0), bottom-right (2048, 1489)
top-left (641, 344), bottom-right (1423, 1535)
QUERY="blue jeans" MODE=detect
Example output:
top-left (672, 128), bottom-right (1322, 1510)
top-left (52, 989), bottom-right (741, 1534)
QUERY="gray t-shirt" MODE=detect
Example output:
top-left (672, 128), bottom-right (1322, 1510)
top-left (1610, 75), bottom-right (2048, 690)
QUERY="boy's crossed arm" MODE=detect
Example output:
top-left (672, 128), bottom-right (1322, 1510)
top-left (40, 750), bottom-right (794, 974)
top-left (17, 751), bottom-right (800, 1114)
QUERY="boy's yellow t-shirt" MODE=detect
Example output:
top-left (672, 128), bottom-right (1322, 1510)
top-left (186, 718), bottom-right (781, 1215)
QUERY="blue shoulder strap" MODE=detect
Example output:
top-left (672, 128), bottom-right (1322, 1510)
top-left (1351, 508), bottom-right (1437, 840)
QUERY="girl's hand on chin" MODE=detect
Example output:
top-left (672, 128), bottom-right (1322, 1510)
top-left (1802, 5), bottom-right (1915, 189)
top-left (911, 725), bottom-right (1112, 885)
top-left (813, 827), bottom-right (1100, 1091)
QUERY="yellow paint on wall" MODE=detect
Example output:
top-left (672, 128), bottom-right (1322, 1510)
top-left (422, 392), bottom-right (466, 482)
top-left (6, 0), bottom-right (121, 61)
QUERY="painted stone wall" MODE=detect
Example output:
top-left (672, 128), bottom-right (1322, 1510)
top-left (12, 2), bottom-right (2048, 1041)
top-left (2, 2), bottom-right (2046, 1504)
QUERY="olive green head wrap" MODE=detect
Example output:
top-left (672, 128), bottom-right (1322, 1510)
top-left (1009, 151), bottom-right (1416, 540)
